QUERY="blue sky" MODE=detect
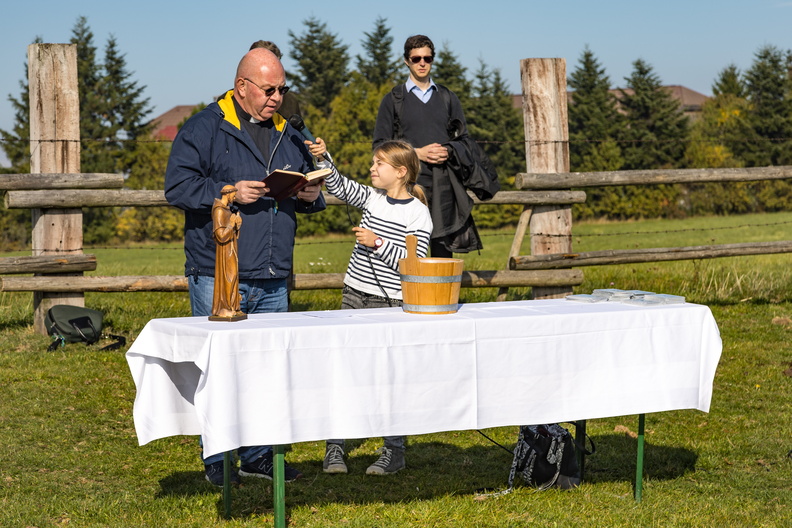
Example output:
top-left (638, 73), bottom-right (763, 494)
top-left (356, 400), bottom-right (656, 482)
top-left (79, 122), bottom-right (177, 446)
top-left (1, 0), bottom-right (790, 167)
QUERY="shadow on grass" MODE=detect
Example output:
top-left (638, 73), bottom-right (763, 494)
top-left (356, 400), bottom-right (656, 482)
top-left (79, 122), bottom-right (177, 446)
top-left (583, 433), bottom-right (698, 483)
top-left (153, 435), bottom-right (697, 520)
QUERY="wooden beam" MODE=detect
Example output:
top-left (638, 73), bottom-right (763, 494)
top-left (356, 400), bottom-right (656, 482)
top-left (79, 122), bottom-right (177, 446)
top-left (0, 270), bottom-right (583, 293)
top-left (5, 189), bottom-right (586, 209)
top-left (0, 254), bottom-right (96, 274)
top-left (510, 241), bottom-right (792, 269)
top-left (516, 165), bottom-right (792, 190)
top-left (6, 189), bottom-right (170, 209)
top-left (0, 173), bottom-right (124, 190)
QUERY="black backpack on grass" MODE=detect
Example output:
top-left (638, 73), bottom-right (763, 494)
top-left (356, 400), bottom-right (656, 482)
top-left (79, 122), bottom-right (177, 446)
top-left (45, 304), bottom-right (126, 352)
top-left (507, 423), bottom-right (594, 491)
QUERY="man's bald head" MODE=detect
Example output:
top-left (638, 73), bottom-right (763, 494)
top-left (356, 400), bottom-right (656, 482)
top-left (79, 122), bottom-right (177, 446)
top-left (236, 48), bottom-right (283, 81)
top-left (234, 48), bottom-right (287, 122)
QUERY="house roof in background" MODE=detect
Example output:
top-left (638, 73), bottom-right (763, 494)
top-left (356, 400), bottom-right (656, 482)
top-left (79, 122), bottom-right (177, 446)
top-left (149, 104), bottom-right (200, 140)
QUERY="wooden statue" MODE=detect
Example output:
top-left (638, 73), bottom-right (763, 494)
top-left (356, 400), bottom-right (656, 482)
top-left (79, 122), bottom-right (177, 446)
top-left (209, 185), bottom-right (247, 321)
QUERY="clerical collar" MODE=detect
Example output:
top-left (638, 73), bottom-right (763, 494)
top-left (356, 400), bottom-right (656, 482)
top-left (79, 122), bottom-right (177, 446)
top-left (232, 96), bottom-right (269, 124)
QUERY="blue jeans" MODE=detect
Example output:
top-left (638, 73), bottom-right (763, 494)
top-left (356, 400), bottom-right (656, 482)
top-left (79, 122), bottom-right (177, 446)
top-left (189, 274), bottom-right (288, 465)
top-left (327, 286), bottom-right (405, 452)
top-left (189, 274), bottom-right (288, 317)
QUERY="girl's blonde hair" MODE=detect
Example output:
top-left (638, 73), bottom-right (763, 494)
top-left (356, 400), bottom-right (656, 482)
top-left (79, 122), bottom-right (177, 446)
top-left (373, 140), bottom-right (428, 206)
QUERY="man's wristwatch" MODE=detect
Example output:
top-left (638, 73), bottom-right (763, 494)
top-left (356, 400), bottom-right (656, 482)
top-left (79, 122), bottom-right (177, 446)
top-left (373, 237), bottom-right (384, 249)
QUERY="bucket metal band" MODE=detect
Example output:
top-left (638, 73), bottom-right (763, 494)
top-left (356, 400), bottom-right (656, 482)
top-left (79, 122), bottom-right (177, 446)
top-left (399, 274), bottom-right (462, 284)
top-left (403, 303), bottom-right (459, 313)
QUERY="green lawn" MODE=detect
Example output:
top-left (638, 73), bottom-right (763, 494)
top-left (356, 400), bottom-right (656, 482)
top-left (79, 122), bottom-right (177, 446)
top-left (0, 212), bottom-right (790, 527)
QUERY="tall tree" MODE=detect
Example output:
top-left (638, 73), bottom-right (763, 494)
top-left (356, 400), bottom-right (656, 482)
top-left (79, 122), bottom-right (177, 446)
top-left (712, 63), bottom-right (745, 98)
top-left (686, 64), bottom-right (751, 170)
top-left (288, 17), bottom-right (349, 115)
top-left (0, 17), bottom-right (154, 245)
top-left (466, 62), bottom-right (523, 184)
top-left (617, 59), bottom-right (689, 170)
top-left (740, 45), bottom-right (792, 167)
top-left (607, 59), bottom-right (690, 218)
top-left (71, 16), bottom-right (111, 174)
top-left (100, 35), bottom-right (153, 170)
top-left (567, 46), bottom-right (624, 172)
top-left (0, 39), bottom-right (40, 174)
top-left (69, 18), bottom-right (153, 243)
top-left (356, 17), bottom-right (399, 87)
top-left (464, 61), bottom-right (524, 228)
top-left (566, 47), bottom-right (625, 219)
top-left (433, 44), bottom-right (472, 109)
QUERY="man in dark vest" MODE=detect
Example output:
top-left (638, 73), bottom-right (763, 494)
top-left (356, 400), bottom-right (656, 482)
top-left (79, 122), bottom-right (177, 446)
top-left (373, 34), bottom-right (484, 256)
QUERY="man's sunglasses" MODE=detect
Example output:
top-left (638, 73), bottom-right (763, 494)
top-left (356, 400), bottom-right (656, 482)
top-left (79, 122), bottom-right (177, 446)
top-left (408, 55), bottom-right (434, 64)
top-left (243, 77), bottom-right (290, 97)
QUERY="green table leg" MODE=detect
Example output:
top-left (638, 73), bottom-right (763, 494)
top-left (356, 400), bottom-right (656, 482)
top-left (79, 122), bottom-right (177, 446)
top-left (223, 451), bottom-right (232, 519)
top-left (273, 445), bottom-right (286, 528)
top-left (635, 414), bottom-right (645, 502)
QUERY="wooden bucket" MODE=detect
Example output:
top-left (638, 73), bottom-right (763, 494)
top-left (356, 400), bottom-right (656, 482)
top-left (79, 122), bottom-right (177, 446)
top-left (398, 235), bottom-right (464, 314)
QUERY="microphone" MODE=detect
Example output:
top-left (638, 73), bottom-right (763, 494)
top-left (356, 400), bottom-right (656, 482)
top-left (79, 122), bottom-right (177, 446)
top-left (288, 114), bottom-right (315, 143)
top-left (289, 114), bottom-right (328, 161)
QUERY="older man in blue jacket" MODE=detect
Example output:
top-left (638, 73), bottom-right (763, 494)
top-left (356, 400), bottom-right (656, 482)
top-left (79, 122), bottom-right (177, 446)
top-left (165, 48), bottom-right (325, 487)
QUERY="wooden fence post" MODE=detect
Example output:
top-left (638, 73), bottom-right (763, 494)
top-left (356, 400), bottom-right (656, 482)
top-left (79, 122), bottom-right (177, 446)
top-left (29, 43), bottom-right (84, 335)
top-left (520, 58), bottom-right (573, 299)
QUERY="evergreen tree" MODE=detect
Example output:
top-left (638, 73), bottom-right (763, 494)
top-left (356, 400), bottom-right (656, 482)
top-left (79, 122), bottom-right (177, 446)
top-left (433, 44), bottom-right (472, 109)
top-left (567, 46), bottom-right (624, 172)
top-left (686, 64), bottom-right (751, 171)
top-left (69, 17), bottom-right (153, 243)
top-left (617, 58), bottom-right (689, 170)
top-left (0, 16), bottom-right (154, 245)
top-left (356, 17), bottom-right (399, 87)
top-left (0, 40), bottom-right (40, 173)
top-left (464, 61), bottom-right (523, 228)
top-left (712, 63), bottom-right (745, 98)
top-left (607, 59), bottom-right (689, 218)
top-left (100, 35), bottom-right (153, 171)
top-left (71, 16), bottom-right (111, 175)
top-left (288, 17), bottom-right (349, 116)
top-left (740, 45), bottom-right (792, 167)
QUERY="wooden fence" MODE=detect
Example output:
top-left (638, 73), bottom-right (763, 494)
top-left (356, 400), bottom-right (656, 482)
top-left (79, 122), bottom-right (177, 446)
top-left (2, 45), bottom-right (792, 335)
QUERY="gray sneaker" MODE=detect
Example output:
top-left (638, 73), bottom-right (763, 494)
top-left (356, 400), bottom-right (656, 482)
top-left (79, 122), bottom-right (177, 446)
top-left (365, 446), bottom-right (405, 475)
top-left (323, 443), bottom-right (348, 474)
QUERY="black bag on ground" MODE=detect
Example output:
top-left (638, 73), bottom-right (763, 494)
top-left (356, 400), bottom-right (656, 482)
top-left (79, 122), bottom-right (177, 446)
top-left (45, 305), bottom-right (126, 352)
top-left (507, 423), bottom-right (590, 491)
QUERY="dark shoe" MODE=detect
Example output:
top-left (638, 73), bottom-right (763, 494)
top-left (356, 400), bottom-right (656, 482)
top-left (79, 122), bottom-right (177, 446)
top-left (239, 451), bottom-right (303, 482)
top-left (323, 443), bottom-right (348, 474)
top-left (365, 446), bottom-right (405, 475)
top-left (204, 460), bottom-right (241, 487)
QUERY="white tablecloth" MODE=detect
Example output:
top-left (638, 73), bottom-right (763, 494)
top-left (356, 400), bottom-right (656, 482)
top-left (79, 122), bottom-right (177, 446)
top-left (126, 299), bottom-right (722, 458)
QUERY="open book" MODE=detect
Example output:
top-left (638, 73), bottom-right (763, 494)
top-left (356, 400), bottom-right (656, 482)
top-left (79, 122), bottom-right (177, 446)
top-left (263, 167), bottom-right (332, 202)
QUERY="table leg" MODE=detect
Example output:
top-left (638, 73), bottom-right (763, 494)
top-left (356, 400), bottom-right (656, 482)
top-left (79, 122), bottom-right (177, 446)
top-left (575, 420), bottom-right (587, 481)
top-left (273, 445), bottom-right (286, 528)
top-left (634, 413), bottom-right (645, 502)
top-left (223, 451), bottom-right (232, 518)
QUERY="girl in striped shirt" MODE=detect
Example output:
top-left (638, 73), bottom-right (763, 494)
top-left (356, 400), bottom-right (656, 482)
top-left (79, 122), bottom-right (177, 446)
top-left (306, 138), bottom-right (432, 475)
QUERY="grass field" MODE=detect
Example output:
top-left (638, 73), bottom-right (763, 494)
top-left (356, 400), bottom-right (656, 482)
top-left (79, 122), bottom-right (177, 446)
top-left (1, 212), bottom-right (790, 527)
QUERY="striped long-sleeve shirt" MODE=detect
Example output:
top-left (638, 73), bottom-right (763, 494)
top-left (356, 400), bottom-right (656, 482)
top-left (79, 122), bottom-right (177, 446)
top-left (321, 162), bottom-right (432, 300)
